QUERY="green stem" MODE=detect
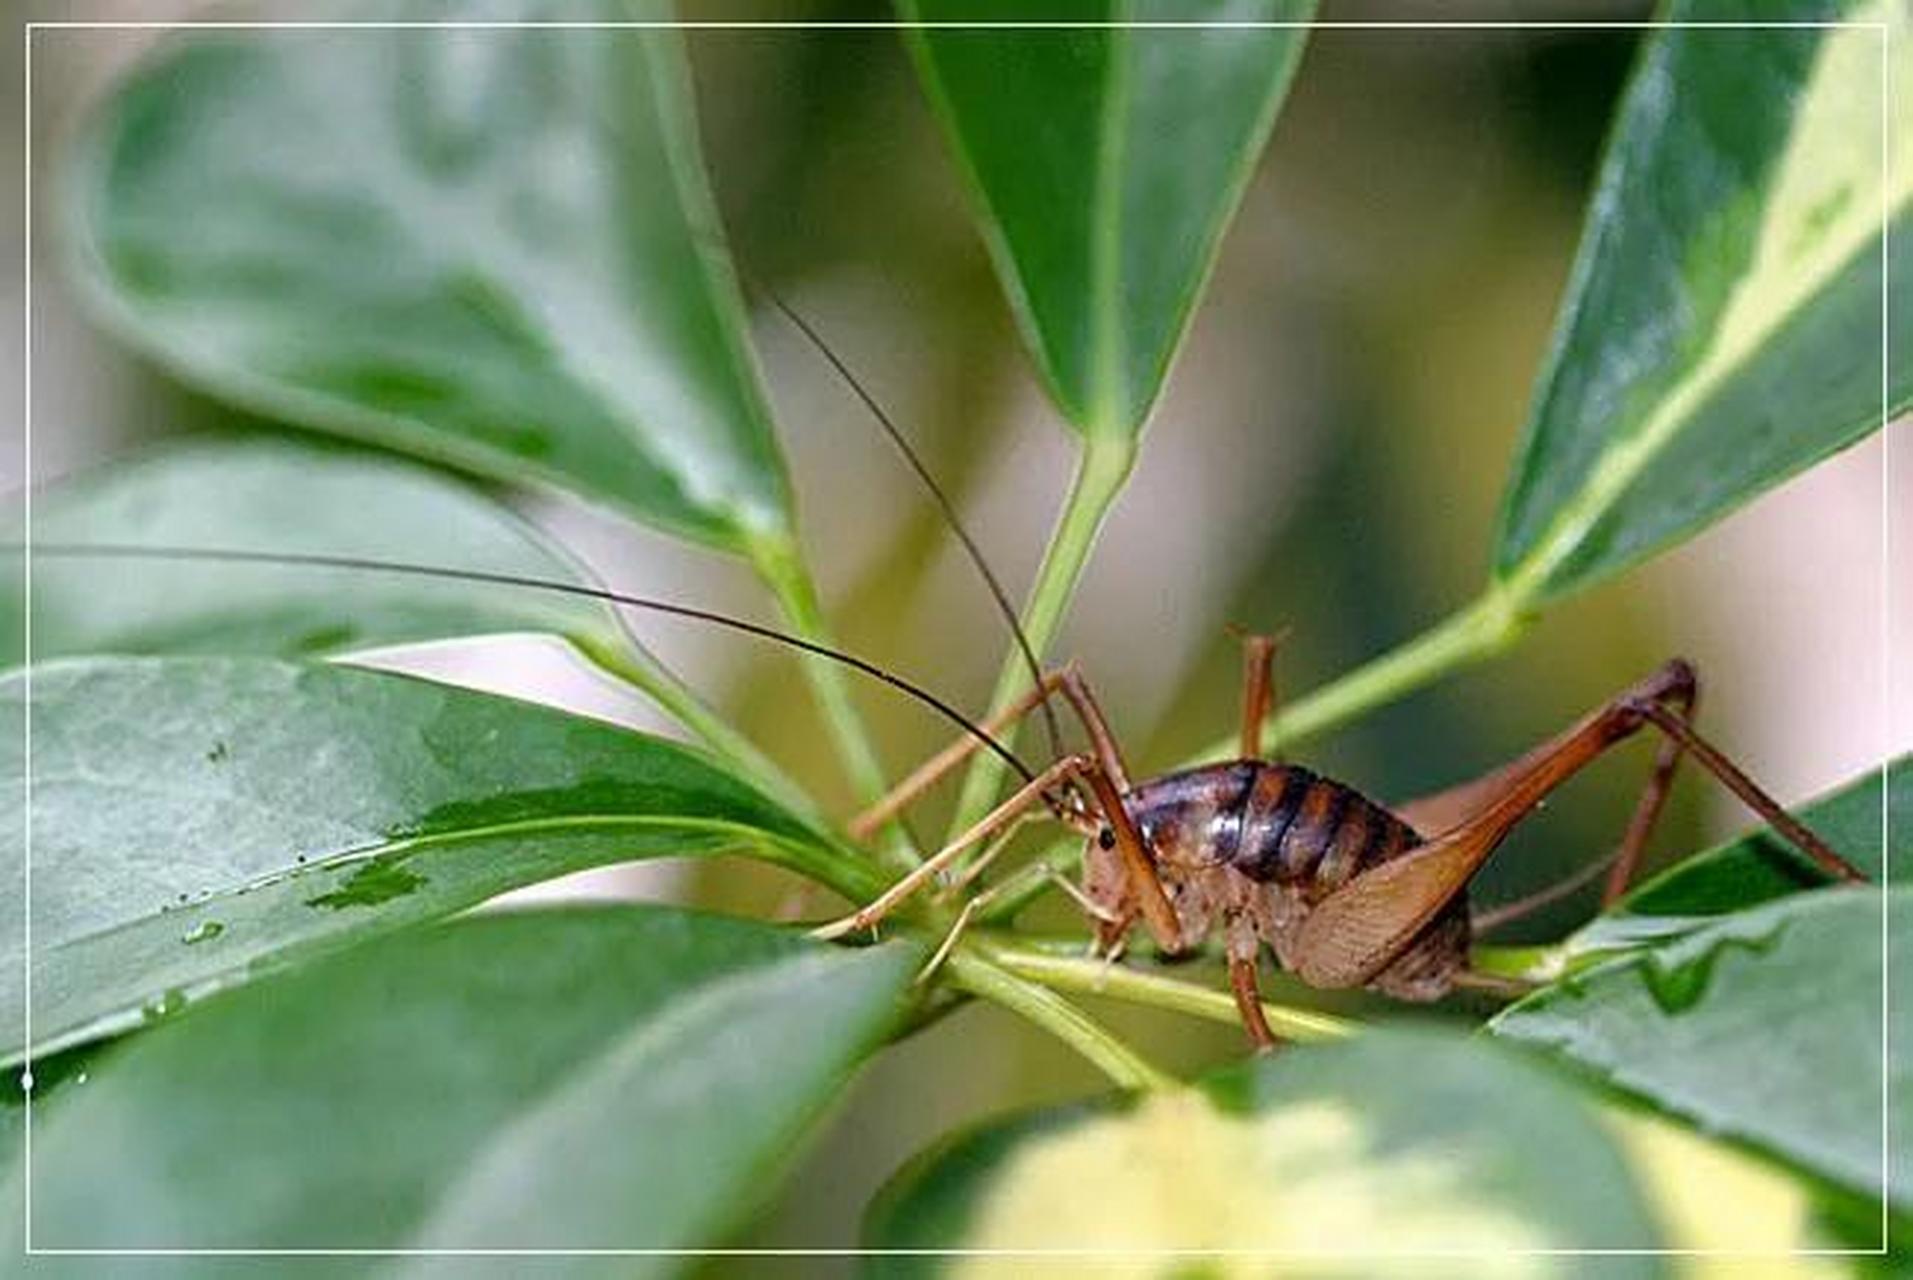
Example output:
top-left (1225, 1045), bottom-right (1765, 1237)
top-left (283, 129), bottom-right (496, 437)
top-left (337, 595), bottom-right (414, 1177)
top-left (982, 942), bottom-right (1354, 1043)
top-left (1179, 585), bottom-right (1532, 769)
top-left (1469, 943), bottom-right (1559, 983)
top-left (749, 533), bottom-right (918, 876)
top-left (572, 633), bottom-right (819, 823)
top-left (947, 949), bottom-right (1171, 1091)
top-left (947, 434), bottom-right (1138, 841)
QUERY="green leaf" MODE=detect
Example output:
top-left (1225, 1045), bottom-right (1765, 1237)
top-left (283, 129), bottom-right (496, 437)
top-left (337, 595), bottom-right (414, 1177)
top-left (866, 1026), bottom-right (1662, 1264)
top-left (1, 655), bottom-right (875, 1064)
top-left (1494, 0), bottom-right (1911, 599)
top-left (1571, 755), bottom-right (1904, 955)
top-left (67, 4), bottom-right (793, 551)
top-left (6, 906), bottom-right (916, 1256)
top-left (904, 0), bottom-right (1313, 437)
top-left (1, 436), bottom-right (619, 666)
top-left (1493, 887), bottom-right (1901, 1210)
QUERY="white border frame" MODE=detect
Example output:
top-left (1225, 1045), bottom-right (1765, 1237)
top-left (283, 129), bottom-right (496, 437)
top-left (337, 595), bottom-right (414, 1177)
top-left (16, 10), bottom-right (1898, 1264)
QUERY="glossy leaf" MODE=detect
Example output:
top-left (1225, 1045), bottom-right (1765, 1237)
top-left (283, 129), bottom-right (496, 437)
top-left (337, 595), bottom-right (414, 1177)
top-left (0, 437), bottom-right (620, 666)
top-left (67, 4), bottom-right (793, 550)
top-left (1493, 887), bottom-right (1901, 1209)
top-left (904, 0), bottom-right (1313, 437)
top-left (1494, 0), bottom-right (1911, 598)
top-left (1570, 755), bottom-right (1903, 956)
top-left (866, 1026), bottom-right (1661, 1265)
top-left (5, 907), bottom-right (916, 1257)
top-left (0, 655), bottom-right (875, 1063)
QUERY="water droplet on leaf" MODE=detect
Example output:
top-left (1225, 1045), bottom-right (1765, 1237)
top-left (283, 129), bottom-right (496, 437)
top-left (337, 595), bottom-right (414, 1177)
top-left (182, 920), bottom-right (225, 945)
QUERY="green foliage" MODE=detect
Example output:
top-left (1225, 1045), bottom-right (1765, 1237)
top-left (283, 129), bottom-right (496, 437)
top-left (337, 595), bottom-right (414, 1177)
top-left (1, 656), bottom-right (869, 1063)
top-left (1494, 888), bottom-right (1904, 1209)
top-left (904, 0), bottom-right (1314, 438)
top-left (1190, 0), bottom-right (1907, 768)
top-left (3, 437), bottom-right (619, 663)
top-left (1572, 755), bottom-right (1905, 953)
top-left (7, 908), bottom-right (916, 1257)
top-left (1494, 0), bottom-right (1910, 599)
top-left (65, 4), bottom-right (901, 821)
top-left (867, 1027), bottom-right (1663, 1264)
top-left (10, 5), bottom-right (1900, 1263)
top-left (69, 3), bottom-right (793, 552)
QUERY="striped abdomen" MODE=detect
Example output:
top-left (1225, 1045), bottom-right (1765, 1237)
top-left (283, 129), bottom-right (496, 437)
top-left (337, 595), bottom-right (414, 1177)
top-left (1128, 761), bottom-right (1424, 901)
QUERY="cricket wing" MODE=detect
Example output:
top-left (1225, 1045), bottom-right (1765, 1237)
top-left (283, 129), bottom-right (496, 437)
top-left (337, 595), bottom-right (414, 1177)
top-left (1288, 821), bottom-right (1503, 989)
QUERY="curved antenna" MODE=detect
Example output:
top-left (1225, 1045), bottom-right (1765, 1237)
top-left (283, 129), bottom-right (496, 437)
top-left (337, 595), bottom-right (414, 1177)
top-left (758, 288), bottom-right (1066, 765)
top-left (21, 541), bottom-right (1039, 787)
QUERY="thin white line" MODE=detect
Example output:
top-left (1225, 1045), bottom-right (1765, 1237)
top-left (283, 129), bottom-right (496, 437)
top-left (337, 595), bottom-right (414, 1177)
top-left (1879, 13), bottom-right (1894, 1258)
top-left (19, 1247), bottom-right (1892, 1258)
top-left (19, 17), bottom-right (32, 1259)
top-left (17, 19), bottom-right (1892, 30)
top-left (11, 14), bottom-right (1897, 1262)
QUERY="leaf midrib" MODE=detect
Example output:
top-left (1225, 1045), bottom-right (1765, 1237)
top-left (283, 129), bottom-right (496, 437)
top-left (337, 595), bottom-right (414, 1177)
top-left (1505, 15), bottom-right (1910, 596)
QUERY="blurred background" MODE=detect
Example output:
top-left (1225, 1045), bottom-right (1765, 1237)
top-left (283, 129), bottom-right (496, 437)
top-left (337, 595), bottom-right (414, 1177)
top-left (5, 0), bottom-right (1908, 1264)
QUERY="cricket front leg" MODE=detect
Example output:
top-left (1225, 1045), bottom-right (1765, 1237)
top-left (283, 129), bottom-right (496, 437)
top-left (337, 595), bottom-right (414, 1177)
top-left (818, 753), bottom-right (1095, 940)
top-left (818, 752), bottom-right (1184, 955)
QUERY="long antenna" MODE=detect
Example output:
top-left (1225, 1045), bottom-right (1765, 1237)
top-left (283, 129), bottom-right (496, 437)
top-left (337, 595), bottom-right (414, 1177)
top-left (758, 288), bottom-right (1066, 765)
top-left (20, 542), bottom-right (1040, 786)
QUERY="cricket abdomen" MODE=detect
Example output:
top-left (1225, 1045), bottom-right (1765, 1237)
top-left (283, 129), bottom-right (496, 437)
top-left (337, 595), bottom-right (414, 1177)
top-left (1124, 761), bottom-right (1469, 1000)
top-left (1127, 761), bottom-right (1421, 898)
top-left (1229, 763), bottom-right (1423, 899)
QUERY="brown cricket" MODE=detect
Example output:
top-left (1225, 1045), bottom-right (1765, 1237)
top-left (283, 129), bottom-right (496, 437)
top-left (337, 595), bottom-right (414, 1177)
top-left (817, 640), bottom-right (1868, 1048)
top-left (759, 302), bottom-right (1869, 1050)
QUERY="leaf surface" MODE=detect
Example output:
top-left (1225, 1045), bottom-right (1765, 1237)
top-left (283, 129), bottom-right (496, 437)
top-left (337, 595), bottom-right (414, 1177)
top-left (904, 0), bottom-right (1312, 436)
top-left (866, 1026), bottom-right (1662, 1268)
top-left (68, 3), bottom-right (793, 549)
top-left (6, 906), bottom-right (915, 1263)
top-left (1, 655), bottom-right (871, 1063)
top-left (1494, 887), bottom-right (1902, 1209)
top-left (1494, 0), bottom-right (1910, 598)
top-left (1570, 755), bottom-right (1903, 956)
top-left (1, 437), bottom-right (618, 665)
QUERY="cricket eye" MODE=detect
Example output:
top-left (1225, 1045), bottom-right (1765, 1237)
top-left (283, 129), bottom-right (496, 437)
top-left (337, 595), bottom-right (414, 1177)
top-left (1097, 827), bottom-right (1116, 851)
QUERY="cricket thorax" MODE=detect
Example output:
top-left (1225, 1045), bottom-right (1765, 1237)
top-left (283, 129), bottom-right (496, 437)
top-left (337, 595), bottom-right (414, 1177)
top-left (1101, 760), bottom-right (1471, 1000)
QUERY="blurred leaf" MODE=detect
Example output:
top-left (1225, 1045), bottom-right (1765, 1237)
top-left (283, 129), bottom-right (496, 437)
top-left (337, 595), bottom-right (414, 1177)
top-left (5, 906), bottom-right (915, 1259)
top-left (1494, 0), bottom-right (1910, 599)
top-left (1606, 1106), bottom-right (1879, 1261)
top-left (903, 0), bottom-right (1312, 436)
top-left (1493, 887), bottom-right (1902, 1210)
top-left (1, 656), bottom-right (875, 1064)
top-left (68, 4), bottom-right (794, 551)
top-left (1570, 755), bottom-right (1903, 956)
top-left (1, 437), bottom-right (620, 666)
top-left (865, 1026), bottom-right (1662, 1268)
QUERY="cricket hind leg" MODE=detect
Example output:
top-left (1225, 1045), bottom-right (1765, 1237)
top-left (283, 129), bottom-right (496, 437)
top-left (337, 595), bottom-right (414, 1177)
top-left (1400, 659), bottom-right (1709, 933)
top-left (1293, 659), bottom-right (1865, 991)
top-left (1470, 662), bottom-right (1695, 926)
